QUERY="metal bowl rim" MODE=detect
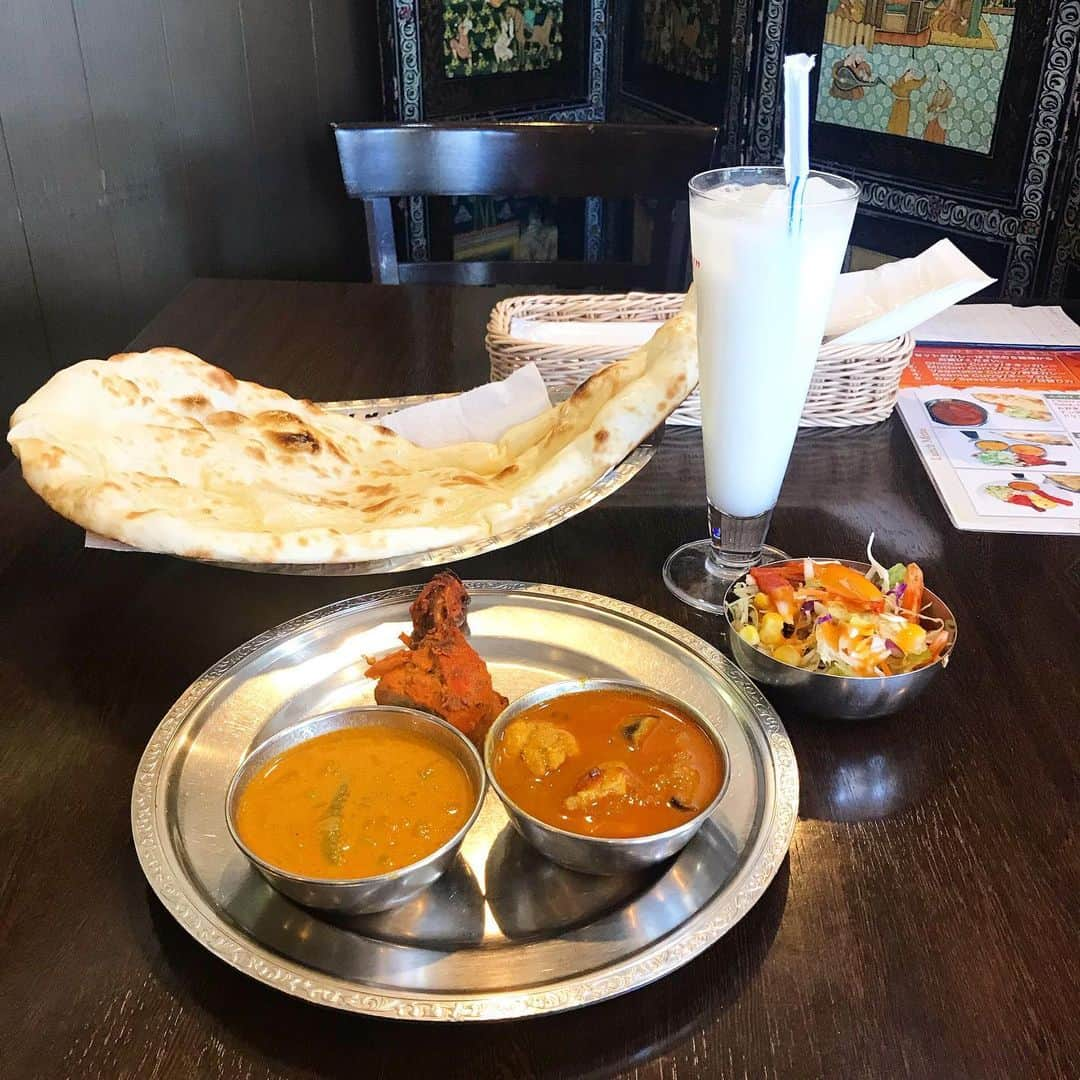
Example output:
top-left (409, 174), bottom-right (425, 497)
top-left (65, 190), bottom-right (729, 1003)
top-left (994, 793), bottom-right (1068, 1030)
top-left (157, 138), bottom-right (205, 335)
top-left (224, 705), bottom-right (487, 889)
top-left (723, 556), bottom-right (959, 682)
top-left (483, 678), bottom-right (731, 849)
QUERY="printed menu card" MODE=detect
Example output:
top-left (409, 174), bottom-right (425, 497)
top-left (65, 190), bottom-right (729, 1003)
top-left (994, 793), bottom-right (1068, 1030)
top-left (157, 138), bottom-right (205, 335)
top-left (896, 347), bottom-right (1080, 535)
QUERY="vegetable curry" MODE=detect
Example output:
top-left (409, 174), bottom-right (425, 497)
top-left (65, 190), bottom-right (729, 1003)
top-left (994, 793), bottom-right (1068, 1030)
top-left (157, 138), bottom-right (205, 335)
top-left (234, 726), bottom-right (474, 879)
top-left (492, 688), bottom-right (723, 839)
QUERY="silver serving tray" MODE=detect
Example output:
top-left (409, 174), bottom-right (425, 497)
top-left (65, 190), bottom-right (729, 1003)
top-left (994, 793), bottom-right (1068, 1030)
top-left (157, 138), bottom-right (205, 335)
top-left (132, 582), bottom-right (798, 1020)
top-left (206, 394), bottom-right (660, 576)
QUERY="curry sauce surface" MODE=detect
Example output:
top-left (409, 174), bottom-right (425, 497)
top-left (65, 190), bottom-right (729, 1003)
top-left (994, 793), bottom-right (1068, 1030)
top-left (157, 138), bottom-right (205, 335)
top-left (493, 688), bottom-right (723, 838)
top-left (235, 726), bottom-right (473, 879)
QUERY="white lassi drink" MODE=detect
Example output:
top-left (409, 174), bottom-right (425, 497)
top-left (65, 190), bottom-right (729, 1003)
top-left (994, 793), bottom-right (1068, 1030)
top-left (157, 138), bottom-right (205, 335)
top-left (691, 172), bottom-right (857, 518)
top-left (663, 167), bottom-right (859, 613)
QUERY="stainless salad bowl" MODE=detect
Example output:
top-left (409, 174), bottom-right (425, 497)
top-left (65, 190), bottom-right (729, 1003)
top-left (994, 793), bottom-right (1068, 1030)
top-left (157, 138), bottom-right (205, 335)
top-left (225, 706), bottom-right (486, 915)
top-left (484, 679), bottom-right (730, 876)
top-left (725, 558), bottom-right (957, 720)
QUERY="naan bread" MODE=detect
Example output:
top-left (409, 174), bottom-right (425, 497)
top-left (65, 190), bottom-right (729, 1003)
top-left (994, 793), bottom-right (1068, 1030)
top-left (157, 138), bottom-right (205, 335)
top-left (8, 294), bottom-right (697, 564)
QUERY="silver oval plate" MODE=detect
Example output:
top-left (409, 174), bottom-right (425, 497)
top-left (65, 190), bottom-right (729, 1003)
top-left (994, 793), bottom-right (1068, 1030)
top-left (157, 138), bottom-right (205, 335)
top-left (132, 582), bottom-right (798, 1020)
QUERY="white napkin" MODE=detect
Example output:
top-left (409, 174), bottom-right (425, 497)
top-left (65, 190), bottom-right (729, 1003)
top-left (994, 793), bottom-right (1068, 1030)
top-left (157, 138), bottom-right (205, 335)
top-left (509, 318), bottom-right (665, 350)
top-left (380, 362), bottom-right (551, 448)
top-left (507, 241), bottom-right (994, 354)
top-left (85, 365), bottom-right (553, 552)
top-left (825, 239), bottom-right (995, 346)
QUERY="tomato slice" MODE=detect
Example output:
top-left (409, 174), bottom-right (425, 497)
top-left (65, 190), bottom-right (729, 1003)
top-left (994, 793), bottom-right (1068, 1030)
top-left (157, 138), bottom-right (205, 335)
top-left (749, 563), bottom-right (804, 586)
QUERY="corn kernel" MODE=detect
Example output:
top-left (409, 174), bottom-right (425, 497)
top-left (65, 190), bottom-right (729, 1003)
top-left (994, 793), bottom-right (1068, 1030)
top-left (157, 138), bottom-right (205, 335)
top-left (759, 611), bottom-right (785, 645)
top-left (893, 622), bottom-right (927, 654)
top-left (752, 592), bottom-right (771, 611)
top-left (772, 644), bottom-right (802, 667)
top-left (738, 625), bottom-right (760, 646)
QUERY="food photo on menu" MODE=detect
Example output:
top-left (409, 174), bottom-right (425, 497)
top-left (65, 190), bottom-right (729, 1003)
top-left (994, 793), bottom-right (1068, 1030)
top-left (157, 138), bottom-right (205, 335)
top-left (2, 16), bottom-right (1078, 1078)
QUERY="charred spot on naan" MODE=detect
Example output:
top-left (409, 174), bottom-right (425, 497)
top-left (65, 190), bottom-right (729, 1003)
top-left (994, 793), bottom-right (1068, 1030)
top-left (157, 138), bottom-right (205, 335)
top-left (569, 365), bottom-right (612, 403)
top-left (593, 429), bottom-right (609, 447)
top-left (361, 497), bottom-right (396, 514)
top-left (255, 410), bottom-right (324, 455)
top-left (132, 472), bottom-right (181, 486)
top-left (206, 411), bottom-right (248, 428)
top-left (495, 464), bottom-right (519, 481)
top-left (37, 446), bottom-right (66, 469)
top-left (323, 438), bottom-right (348, 462)
top-left (270, 429), bottom-right (321, 454)
top-left (449, 474), bottom-right (489, 486)
top-left (102, 375), bottom-right (140, 405)
top-left (205, 366), bottom-right (238, 392)
top-left (374, 425), bottom-right (397, 438)
top-left (176, 394), bottom-right (211, 411)
top-left (355, 482), bottom-right (394, 496)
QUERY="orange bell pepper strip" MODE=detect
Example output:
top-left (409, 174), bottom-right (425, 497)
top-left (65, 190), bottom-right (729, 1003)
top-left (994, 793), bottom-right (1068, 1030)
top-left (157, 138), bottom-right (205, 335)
top-left (813, 562), bottom-right (885, 611)
top-left (900, 563), bottom-right (924, 622)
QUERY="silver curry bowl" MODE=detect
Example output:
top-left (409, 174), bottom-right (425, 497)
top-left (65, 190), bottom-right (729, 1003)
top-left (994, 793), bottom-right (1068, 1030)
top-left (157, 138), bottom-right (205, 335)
top-left (725, 558), bottom-right (958, 720)
top-left (484, 679), bottom-right (731, 876)
top-left (225, 706), bottom-right (486, 915)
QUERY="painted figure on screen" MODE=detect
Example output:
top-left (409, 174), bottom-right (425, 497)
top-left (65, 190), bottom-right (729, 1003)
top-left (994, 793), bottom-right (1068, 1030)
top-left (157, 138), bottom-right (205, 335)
top-left (638, 0), bottom-right (721, 83)
top-left (815, 0), bottom-right (1017, 153)
top-left (443, 1), bottom-right (564, 78)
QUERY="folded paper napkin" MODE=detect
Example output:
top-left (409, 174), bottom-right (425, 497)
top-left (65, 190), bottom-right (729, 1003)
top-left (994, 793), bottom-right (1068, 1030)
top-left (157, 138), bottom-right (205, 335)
top-left (509, 318), bottom-right (666, 350)
top-left (504, 240), bottom-right (992, 352)
top-left (824, 239), bottom-right (994, 346)
top-left (85, 364), bottom-right (553, 552)
top-left (380, 362), bottom-right (550, 447)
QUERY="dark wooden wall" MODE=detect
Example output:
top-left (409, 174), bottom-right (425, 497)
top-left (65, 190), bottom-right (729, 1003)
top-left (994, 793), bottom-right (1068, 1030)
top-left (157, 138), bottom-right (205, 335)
top-left (0, 0), bottom-right (379, 421)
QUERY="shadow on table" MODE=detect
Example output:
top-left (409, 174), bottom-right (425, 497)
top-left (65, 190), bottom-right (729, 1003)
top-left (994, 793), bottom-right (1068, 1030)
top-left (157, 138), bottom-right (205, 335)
top-left (145, 857), bottom-right (790, 1079)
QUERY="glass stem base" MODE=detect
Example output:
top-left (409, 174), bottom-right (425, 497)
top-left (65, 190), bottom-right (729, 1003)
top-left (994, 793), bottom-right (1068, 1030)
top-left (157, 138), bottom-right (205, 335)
top-left (663, 504), bottom-right (788, 614)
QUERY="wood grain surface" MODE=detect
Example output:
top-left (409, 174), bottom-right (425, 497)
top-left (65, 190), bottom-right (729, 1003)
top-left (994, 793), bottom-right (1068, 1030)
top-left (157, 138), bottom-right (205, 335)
top-left (0, 281), bottom-right (1077, 1079)
top-left (0, 1), bottom-right (379, 421)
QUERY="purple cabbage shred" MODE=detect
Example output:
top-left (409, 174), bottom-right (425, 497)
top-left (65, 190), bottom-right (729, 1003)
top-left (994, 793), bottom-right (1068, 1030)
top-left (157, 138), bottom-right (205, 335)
top-left (817, 614), bottom-right (832, 624)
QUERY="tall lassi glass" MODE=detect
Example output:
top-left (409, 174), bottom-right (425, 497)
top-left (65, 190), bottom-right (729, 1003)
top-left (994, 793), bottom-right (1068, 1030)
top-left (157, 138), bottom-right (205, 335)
top-left (663, 166), bottom-right (859, 613)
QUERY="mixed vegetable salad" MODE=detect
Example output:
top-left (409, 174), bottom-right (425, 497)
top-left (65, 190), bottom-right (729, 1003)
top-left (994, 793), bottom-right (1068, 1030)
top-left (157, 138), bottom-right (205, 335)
top-left (727, 537), bottom-right (952, 677)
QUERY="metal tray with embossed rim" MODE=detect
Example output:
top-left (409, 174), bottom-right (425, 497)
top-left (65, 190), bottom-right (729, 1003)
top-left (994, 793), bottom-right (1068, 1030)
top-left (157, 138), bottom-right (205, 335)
top-left (132, 582), bottom-right (797, 1020)
top-left (207, 394), bottom-right (659, 575)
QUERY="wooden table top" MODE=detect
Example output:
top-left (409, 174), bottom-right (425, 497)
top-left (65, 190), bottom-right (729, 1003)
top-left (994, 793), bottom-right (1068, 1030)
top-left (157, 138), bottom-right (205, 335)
top-left (2, 280), bottom-right (1077, 1079)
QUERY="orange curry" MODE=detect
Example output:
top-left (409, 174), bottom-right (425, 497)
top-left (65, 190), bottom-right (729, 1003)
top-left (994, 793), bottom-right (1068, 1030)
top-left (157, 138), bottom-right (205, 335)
top-left (492, 688), bottom-right (723, 839)
top-left (234, 726), bottom-right (474, 879)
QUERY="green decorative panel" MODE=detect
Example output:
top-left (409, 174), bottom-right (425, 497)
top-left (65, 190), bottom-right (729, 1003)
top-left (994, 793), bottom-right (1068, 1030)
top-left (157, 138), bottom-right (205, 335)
top-left (637, 0), bottom-right (723, 83)
top-left (814, 5), bottom-right (1017, 154)
top-left (443, 1), bottom-right (564, 78)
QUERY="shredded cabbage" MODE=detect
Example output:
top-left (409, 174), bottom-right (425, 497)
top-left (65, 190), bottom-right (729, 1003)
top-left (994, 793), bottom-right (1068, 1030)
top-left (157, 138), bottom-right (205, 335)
top-left (727, 538), bottom-right (951, 678)
top-left (865, 532), bottom-right (890, 591)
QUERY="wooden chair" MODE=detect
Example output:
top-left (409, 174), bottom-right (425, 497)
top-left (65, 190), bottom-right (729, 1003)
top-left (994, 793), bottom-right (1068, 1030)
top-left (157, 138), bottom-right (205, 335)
top-left (332, 122), bottom-right (719, 291)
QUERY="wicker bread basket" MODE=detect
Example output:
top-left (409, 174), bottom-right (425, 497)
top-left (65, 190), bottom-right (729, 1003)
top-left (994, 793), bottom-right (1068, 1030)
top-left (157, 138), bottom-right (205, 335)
top-left (486, 293), bottom-right (915, 428)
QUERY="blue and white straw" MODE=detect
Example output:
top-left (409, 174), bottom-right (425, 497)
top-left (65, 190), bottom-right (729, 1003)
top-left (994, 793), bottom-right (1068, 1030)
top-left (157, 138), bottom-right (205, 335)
top-left (783, 53), bottom-right (816, 234)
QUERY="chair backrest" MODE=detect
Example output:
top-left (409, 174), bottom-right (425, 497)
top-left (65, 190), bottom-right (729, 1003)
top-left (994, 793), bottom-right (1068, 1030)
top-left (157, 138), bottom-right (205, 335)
top-left (332, 122), bottom-right (719, 290)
